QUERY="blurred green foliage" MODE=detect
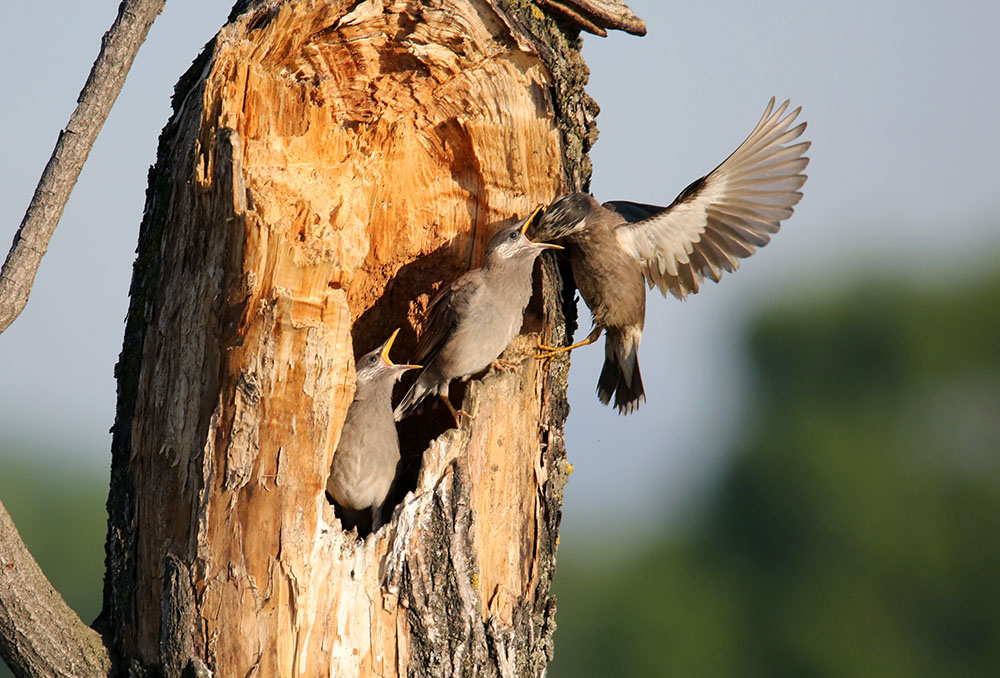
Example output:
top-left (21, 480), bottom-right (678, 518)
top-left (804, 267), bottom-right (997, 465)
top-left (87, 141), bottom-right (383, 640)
top-left (551, 270), bottom-right (1000, 677)
top-left (0, 447), bottom-right (106, 678)
top-left (3, 269), bottom-right (1000, 676)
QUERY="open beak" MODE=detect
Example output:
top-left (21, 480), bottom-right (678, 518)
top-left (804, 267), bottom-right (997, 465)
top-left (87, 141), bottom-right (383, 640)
top-left (381, 328), bottom-right (421, 370)
top-left (521, 204), bottom-right (563, 250)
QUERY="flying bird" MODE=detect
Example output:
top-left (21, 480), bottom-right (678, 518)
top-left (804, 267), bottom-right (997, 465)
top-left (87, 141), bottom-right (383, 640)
top-left (394, 207), bottom-right (561, 422)
top-left (327, 329), bottom-right (419, 534)
top-left (535, 98), bottom-right (811, 414)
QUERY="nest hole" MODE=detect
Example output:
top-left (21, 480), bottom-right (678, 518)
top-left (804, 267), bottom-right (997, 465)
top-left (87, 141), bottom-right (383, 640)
top-left (326, 242), bottom-right (473, 538)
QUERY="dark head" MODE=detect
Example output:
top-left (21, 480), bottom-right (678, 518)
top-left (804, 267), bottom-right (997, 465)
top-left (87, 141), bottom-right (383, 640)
top-left (354, 329), bottom-right (420, 399)
top-left (484, 206), bottom-right (562, 265)
top-left (535, 192), bottom-right (601, 241)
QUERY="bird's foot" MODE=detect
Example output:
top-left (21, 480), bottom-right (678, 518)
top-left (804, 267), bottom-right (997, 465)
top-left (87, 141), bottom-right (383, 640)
top-left (534, 343), bottom-right (573, 360)
top-left (489, 358), bottom-right (522, 373)
top-left (535, 327), bottom-right (603, 361)
top-left (439, 394), bottom-right (473, 426)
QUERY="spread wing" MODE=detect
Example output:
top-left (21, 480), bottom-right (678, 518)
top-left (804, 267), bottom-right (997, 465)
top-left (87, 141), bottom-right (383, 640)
top-left (603, 201), bottom-right (668, 224)
top-left (412, 271), bottom-right (483, 365)
top-left (614, 98), bottom-right (810, 300)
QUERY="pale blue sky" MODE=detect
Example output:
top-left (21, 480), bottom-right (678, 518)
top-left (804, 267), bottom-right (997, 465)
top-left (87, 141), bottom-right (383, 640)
top-left (2, 1), bottom-right (999, 540)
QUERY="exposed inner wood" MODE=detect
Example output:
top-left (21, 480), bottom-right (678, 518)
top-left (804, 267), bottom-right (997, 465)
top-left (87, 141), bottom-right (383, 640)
top-left (121, 1), bottom-right (572, 675)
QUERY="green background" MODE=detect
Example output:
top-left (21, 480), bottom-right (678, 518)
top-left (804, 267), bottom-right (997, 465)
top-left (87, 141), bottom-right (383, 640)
top-left (5, 265), bottom-right (999, 676)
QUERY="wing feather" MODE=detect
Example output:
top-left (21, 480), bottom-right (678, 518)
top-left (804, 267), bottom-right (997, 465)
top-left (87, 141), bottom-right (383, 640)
top-left (700, 230), bottom-right (740, 272)
top-left (694, 237), bottom-right (727, 278)
top-left (616, 97), bottom-right (811, 299)
top-left (413, 274), bottom-right (480, 365)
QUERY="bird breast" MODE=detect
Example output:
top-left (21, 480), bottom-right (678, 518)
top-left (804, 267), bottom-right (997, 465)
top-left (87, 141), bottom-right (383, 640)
top-left (568, 227), bottom-right (646, 330)
top-left (327, 400), bottom-right (399, 510)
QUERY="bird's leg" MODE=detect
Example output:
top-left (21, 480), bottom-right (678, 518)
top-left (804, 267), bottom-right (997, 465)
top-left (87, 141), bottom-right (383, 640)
top-left (371, 503), bottom-right (383, 535)
top-left (439, 393), bottom-right (472, 426)
top-left (536, 325), bottom-right (603, 359)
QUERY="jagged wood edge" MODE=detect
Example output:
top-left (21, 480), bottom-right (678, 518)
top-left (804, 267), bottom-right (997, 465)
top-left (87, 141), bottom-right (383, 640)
top-left (105, 1), bottom-right (588, 674)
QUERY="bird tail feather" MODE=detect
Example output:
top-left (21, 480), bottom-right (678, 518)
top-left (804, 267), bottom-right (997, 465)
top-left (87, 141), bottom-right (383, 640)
top-left (394, 372), bottom-right (431, 421)
top-left (597, 329), bottom-right (645, 415)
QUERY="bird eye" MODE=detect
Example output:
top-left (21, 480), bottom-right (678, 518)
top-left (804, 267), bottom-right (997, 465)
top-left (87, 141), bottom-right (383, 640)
top-left (508, 231), bottom-right (518, 240)
top-left (368, 355), bottom-right (378, 365)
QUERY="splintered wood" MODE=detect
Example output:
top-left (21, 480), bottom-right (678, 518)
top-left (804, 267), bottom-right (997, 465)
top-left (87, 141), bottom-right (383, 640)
top-left (123, 1), bottom-right (568, 676)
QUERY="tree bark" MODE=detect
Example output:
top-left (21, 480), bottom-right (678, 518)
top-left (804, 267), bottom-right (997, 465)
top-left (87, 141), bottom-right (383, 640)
top-left (1, 3), bottom-right (165, 672)
top-left (105, 0), bottom-right (613, 675)
top-left (0, 499), bottom-right (112, 678)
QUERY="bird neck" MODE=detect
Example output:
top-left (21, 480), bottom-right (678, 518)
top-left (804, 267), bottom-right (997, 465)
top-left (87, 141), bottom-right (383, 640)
top-left (352, 377), bottom-right (396, 405)
top-left (483, 252), bottom-right (537, 274)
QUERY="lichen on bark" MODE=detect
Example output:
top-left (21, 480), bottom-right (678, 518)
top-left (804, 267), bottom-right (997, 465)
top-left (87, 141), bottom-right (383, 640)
top-left (493, 0), bottom-right (600, 192)
top-left (103, 1), bottom-right (604, 675)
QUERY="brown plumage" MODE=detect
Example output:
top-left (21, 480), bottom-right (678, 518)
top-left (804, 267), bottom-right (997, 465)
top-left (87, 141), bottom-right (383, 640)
top-left (535, 98), bottom-right (811, 413)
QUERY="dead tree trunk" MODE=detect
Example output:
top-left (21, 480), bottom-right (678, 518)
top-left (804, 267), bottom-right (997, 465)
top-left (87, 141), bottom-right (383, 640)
top-left (104, 1), bottom-right (636, 675)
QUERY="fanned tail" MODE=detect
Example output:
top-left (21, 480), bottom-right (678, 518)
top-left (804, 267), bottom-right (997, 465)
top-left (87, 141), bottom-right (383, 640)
top-left (597, 328), bottom-right (645, 415)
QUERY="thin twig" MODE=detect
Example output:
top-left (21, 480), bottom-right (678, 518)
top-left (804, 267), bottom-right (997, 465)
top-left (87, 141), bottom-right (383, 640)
top-left (0, 0), bottom-right (168, 335)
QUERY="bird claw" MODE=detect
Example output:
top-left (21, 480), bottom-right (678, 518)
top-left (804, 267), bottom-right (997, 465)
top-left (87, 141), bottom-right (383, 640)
top-left (489, 358), bottom-right (521, 373)
top-left (534, 348), bottom-right (566, 361)
top-left (537, 343), bottom-right (565, 352)
top-left (533, 343), bottom-right (573, 363)
top-left (438, 394), bottom-right (472, 426)
top-left (534, 329), bottom-right (602, 362)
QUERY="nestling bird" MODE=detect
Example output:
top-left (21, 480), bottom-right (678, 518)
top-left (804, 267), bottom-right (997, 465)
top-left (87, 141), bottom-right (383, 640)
top-left (535, 98), bottom-right (811, 414)
top-left (394, 206), bottom-right (561, 422)
top-left (327, 329), bottom-right (419, 534)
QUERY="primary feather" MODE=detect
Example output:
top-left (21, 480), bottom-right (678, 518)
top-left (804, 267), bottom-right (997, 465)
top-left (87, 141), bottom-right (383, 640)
top-left (615, 98), bottom-right (810, 299)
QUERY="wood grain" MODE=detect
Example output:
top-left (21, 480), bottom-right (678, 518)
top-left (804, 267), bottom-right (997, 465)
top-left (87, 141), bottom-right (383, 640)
top-left (110, 1), bottom-right (575, 675)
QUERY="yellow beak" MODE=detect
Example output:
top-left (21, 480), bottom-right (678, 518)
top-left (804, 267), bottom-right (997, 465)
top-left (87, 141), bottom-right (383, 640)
top-left (382, 328), bottom-right (421, 369)
top-left (522, 204), bottom-right (563, 249)
top-left (520, 205), bottom-right (544, 235)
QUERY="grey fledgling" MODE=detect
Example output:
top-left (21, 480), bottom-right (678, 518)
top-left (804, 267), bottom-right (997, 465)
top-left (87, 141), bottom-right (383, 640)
top-left (327, 329), bottom-right (419, 533)
top-left (535, 98), bottom-right (810, 414)
top-left (394, 206), bottom-right (560, 422)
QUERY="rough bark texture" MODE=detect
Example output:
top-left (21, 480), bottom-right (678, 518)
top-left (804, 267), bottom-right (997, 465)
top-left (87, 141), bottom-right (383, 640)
top-left (0, 0), bottom-right (167, 335)
top-left (0, 500), bottom-right (112, 678)
top-left (106, 0), bottom-right (603, 675)
top-left (0, 2), bottom-right (166, 671)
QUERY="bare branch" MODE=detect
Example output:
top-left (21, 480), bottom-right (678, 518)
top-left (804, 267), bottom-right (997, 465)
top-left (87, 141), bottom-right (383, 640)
top-left (535, 0), bottom-right (646, 36)
top-left (0, 0), bottom-right (167, 335)
top-left (0, 498), bottom-right (112, 677)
